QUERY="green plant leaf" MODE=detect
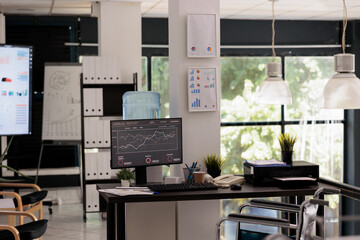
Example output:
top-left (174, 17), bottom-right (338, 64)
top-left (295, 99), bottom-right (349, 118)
top-left (278, 133), bottom-right (298, 152)
top-left (202, 154), bottom-right (225, 171)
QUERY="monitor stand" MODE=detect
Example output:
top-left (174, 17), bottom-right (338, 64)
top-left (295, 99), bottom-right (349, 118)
top-left (135, 166), bottom-right (147, 185)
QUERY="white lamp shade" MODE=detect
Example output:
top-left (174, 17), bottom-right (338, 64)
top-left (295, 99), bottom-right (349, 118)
top-left (323, 73), bottom-right (360, 109)
top-left (256, 77), bottom-right (292, 104)
top-left (323, 53), bottom-right (360, 109)
top-left (256, 62), bottom-right (292, 105)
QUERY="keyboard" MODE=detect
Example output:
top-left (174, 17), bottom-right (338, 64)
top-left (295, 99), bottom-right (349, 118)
top-left (147, 182), bottom-right (218, 193)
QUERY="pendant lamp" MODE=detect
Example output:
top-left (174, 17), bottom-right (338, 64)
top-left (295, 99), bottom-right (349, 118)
top-left (256, 0), bottom-right (292, 105)
top-left (323, 0), bottom-right (360, 109)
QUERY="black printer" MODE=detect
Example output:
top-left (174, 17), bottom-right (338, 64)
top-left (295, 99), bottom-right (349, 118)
top-left (244, 161), bottom-right (319, 186)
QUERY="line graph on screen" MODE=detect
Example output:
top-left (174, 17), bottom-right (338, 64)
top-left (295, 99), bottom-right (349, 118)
top-left (116, 128), bottom-right (178, 153)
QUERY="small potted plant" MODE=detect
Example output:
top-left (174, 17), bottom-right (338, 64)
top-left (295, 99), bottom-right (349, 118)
top-left (278, 133), bottom-right (298, 165)
top-left (202, 153), bottom-right (225, 178)
top-left (116, 169), bottom-right (135, 187)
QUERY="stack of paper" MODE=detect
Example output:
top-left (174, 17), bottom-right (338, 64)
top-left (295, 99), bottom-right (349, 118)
top-left (99, 187), bottom-right (156, 196)
top-left (245, 159), bottom-right (288, 167)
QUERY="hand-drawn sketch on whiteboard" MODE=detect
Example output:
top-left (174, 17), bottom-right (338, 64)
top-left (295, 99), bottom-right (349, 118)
top-left (42, 63), bottom-right (82, 140)
top-left (188, 67), bottom-right (217, 112)
top-left (187, 13), bottom-right (217, 58)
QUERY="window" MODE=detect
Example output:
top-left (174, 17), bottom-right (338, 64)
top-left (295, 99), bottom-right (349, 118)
top-left (220, 56), bottom-right (343, 180)
top-left (220, 56), bottom-right (344, 238)
top-left (151, 57), bottom-right (170, 118)
top-left (141, 56), bottom-right (148, 91)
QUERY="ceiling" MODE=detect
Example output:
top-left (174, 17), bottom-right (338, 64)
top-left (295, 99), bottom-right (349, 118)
top-left (0, 0), bottom-right (359, 20)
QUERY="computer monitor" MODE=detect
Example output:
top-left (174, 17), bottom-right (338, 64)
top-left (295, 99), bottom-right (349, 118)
top-left (111, 118), bottom-right (183, 184)
top-left (0, 45), bottom-right (33, 135)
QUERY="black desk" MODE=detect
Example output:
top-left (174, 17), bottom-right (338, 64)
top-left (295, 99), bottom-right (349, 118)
top-left (97, 181), bottom-right (336, 240)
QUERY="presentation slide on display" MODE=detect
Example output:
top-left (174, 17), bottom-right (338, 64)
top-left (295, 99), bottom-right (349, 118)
top-left (0, 46), bottom-right (32, 135)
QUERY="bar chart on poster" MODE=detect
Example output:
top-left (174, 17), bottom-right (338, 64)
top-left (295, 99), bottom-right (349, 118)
top-left (188, 67), bottom-right (217, 112)
top-left (42, 63), bottom-right (82, 141)
top-left (0, 45), bottom-right (33, 135)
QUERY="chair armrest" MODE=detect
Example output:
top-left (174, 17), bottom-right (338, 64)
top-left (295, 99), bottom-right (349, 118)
top-left (0, 225), bottom-right (20, 240)
top-left (249, 199), bottom-right (301, 213)
top-left (227, 213), bottom-right (294, 229)
top-left (0, 192), bottom-right (23, 210)
top-left (0, 210), bottom-right (37, 221)
top-left (0, 183), bottom-right (41, 191)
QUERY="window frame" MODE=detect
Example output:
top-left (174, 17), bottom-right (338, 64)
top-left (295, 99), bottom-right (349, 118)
top-left (220, 48), bottom-right (345, 143)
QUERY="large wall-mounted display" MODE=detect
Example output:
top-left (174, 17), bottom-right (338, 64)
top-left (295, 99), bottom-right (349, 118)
top-left (0, 45), bottom-right (32, 135)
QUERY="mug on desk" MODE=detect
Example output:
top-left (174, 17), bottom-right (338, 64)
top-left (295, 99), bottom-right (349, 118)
top-left (193, 172), bottom-right (206, 183)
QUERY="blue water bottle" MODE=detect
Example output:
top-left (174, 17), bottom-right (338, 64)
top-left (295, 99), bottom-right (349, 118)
top-left (122, 91), bottom-right (161, 120)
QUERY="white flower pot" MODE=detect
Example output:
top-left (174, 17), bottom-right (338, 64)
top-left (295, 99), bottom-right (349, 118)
top-left (121, 180), bottom-right (130, 187)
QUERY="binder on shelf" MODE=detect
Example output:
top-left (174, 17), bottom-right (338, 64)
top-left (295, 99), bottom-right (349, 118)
top-left (103, 120), bottom-right (111, 147)
top-left (84, 118), bottom-right (91, 147)
top-left (84, 118), bottom-right (98, 148)
top-left (102, 57), bottom-right (110, 84)
top-left (95, 57), bottom-right (103, 83)
top-left (82, 57), bottom-right (91, 84)
top-left (92, 185), bottom-right (99, 211)
top-left (97, 150), bottom-right (111, 179)
top-left (84, 88), bottom-right (97, 116)
top-left (95, 88), bottom-right (103, 116)
top-left (85, 184), bottom-right (93, 212)
top-left (96, 119), bottom-right (104, 147)
top-left (85, 152), bottom-right (97, 180)
top-left (85, 184), bottom-right (99, 212)
top-left (83, 89), bottom-right (92, 116)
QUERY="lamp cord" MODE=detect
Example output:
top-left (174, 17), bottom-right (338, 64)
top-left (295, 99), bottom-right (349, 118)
top-left (342, 0), bottom-right (347, 54)
top-left (272, 0), bottom-right (276, 60)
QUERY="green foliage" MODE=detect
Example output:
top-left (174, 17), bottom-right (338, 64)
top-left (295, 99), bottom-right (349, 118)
top-left (146, 56), bottom-right (343, 183)
top-left (278, 133), bottom-right (298, 152)
top-left (116, 169), bottom-right (135, 181)
top-left (202, 154), bottom-right (225, 172)
top-left (151, 57), bottom-right (170, 117)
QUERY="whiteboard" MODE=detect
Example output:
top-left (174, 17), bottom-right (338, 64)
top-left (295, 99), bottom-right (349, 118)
top-left (42, 63), bottom-right (82, 141)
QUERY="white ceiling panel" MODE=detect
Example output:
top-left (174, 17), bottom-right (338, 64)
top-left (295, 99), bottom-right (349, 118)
top-left (0, 0), bottom-right (359, 20)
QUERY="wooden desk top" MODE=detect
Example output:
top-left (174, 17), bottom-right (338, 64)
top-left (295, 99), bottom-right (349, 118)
top-left (97, 181), bottom-right (335, 204)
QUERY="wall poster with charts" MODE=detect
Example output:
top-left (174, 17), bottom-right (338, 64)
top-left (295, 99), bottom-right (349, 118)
top-left (187, 13), bottom-right (217, 58)
top-left (188, 67), bottom-right (217, 112)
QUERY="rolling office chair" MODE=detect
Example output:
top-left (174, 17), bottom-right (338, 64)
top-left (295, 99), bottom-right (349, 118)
top-left (216, 188), bottom-right (340, 240)
top-left (0, 183), bottom-right (48, 225)
top-left (0, 210), bottom-right (48, 240)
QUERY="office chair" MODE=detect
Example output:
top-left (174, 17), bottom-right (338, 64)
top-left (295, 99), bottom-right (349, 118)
top-left (0, 183), bottom-right (47, 225)
top-left (0, 210), bottom-right (47, 240)
top-left (216, 188), bottom-right (340, 240)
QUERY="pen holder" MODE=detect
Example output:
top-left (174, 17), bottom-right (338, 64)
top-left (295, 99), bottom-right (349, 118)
top-left (183, 167), bottom-right (200, 183)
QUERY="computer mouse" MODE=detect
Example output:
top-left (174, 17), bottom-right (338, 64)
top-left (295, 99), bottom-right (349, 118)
top-left (230, 183), bottom-right (242, 190)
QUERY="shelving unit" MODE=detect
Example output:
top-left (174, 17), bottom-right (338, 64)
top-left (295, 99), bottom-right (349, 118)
top-left (80, 56), bottom-right (137, 218)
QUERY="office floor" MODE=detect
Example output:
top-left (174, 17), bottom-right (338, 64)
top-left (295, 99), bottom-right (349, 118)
top-left (42, 203), bottom-right (106, 240)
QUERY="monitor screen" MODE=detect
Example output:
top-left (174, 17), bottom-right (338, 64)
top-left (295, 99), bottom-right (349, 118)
top-left (0, 45), bottom-right (33, 135)
top-left (111, 118), bottom-right (183, 169)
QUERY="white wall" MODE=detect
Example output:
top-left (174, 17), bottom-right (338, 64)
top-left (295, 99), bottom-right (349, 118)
top-left (97, 2), bottom-right (141, 87)
top-left (169, 0), bottom-right (221, 239)
top-left (95, 2), bottom-right (176, 239)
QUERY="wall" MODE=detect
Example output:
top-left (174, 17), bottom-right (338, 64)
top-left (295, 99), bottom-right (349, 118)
top-left (96, 2), bottom-right (141, 86)
top-left (169, 0), bottom-right (221, 239)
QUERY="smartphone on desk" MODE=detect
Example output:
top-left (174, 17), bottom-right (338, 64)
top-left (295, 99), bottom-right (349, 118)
top-left (213, 174), bottom-right (244, 187)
